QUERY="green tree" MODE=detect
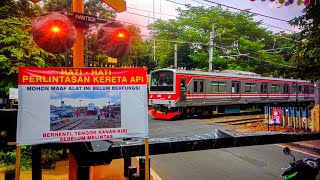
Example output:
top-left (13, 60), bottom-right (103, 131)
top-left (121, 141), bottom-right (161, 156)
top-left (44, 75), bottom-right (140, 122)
top-left (148, 6), bottom-right (292, 76)
top-left (289, 0), bottom-right (320, 81)
top-left (0, 0), bottom-right (64, 97)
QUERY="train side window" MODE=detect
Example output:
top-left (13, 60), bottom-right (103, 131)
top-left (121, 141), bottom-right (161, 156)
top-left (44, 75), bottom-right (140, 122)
top-left (199, 81), bottom-right (204, 93)
top-left (245, 83), bottom-right (256, 93)
top-left (212, 81), bottom-right (226, 93)
top-left (271, 84), bottom-right (281, 93)
top-left (181, 81), bottom-right (185, 87)
top-left (284, 84), bottom-right (289, 94)
top-left (193, 81), bottom-right (198, 93)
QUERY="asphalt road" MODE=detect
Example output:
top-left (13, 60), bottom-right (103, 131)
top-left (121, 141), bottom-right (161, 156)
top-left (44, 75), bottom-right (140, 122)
top-left (148, 115), bottom-right (320, 180)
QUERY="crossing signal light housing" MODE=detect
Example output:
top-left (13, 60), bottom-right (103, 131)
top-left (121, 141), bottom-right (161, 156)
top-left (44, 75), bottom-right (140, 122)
top-left (32, 12), bottom-right (76, 54)
top-left (97, 22), bottom-right (132, 59)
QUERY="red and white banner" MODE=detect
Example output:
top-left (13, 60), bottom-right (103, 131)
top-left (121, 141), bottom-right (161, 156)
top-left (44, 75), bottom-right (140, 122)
top-left (17, 67), bottom-right (148, 145)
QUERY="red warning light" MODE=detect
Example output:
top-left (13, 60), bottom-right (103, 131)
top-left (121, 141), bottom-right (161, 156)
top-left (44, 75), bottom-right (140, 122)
top-left (117, 32), bottom-right (125, 38)
top-left (97, 22), bottom-right (132, 59)
top-left (32, 12), bottom-right (76, 54)
top-left (51, 26), bottom-right (61, 33)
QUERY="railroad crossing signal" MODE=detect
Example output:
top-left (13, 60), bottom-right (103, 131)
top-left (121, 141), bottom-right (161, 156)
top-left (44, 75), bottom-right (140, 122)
top-left (31, 12), bottom-right (132, 57)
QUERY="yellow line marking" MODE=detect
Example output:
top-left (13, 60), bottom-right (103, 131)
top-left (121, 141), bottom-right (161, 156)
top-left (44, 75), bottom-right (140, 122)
top-left (275, 144), bottom-right (320, 158)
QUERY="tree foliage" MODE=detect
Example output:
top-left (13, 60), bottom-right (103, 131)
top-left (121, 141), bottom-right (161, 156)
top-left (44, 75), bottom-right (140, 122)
top-left (148, 6), bottom-right (293, 76)
top-left (0, 0), bottom-right (65, 96)
top-left (289, 0), bottom-right (320, 81)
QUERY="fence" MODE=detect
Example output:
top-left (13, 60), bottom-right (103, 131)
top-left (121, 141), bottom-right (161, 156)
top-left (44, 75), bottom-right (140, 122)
top-left (264, 106), bottom-right (311, 131)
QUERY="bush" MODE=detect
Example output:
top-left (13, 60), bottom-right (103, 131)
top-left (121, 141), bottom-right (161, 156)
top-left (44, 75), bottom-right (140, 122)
top-left (0, 146), bottom-right (67, 170)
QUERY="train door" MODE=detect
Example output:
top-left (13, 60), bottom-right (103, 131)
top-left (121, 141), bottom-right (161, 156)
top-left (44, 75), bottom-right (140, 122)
top-left (231, 81), bottom-right (240, 103)
top-left (260, 83), bottom-right (268, 102)
top-left (284, 84), bottom-right (290, 101)
top-left (303, 85), bottom-right (309, 100)
top-left (192, 80), bottom-right (205, 104)
top-left (180, 78), bottom-right (186, 104)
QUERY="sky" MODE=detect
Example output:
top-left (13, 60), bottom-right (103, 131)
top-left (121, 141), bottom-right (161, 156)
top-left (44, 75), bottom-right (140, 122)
top-left (50, 91), bottom-right (121, 108)
top-left (115, 0), bottom-right (306, 37)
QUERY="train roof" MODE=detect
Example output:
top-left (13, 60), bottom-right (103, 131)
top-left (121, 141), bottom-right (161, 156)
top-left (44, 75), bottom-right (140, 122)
top-left (151, 68), bottom-right (312, 84)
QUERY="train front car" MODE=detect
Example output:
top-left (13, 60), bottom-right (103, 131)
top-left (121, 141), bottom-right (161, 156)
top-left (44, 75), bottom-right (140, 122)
top-left (149, 69), bottom-right (182, 120)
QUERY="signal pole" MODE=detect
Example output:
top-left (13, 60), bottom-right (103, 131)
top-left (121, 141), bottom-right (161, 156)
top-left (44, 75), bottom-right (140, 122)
top-left (209, 24), bottom-right (214, 72)
top-left (70, 2), bottom-right (85, 180)
top-left (72, 0), bottom-right (85, 67)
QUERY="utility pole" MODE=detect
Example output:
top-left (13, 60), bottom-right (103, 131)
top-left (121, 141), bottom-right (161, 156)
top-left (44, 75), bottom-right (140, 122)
top-left (209, 24), bottom-right (214, 72)
top-left (174, 44), bottom-right (177, 68)
top-left (153, 0), bottom-right (156, 65)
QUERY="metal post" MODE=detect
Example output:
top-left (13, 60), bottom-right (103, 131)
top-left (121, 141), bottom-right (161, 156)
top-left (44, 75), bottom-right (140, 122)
top-left (78, 166), bottom-right (90, 180)
top-left (174, 44), bottom-right (177, 68)
top-left (132, 173), bottom-right (140, 180)
top-left (31, 146), bottom-right (41, 180)
top-left (139, 156), bottom-right (150, 180)
top-left (15, 146), bottom-right (21, 180)
top-left (124, 155), bottom-right (132, 177)
top-left (208, 24), bottom-right (214, 72)
top-left (139, 158), bottom-right (145, 180)
top-left (128, 166), bottom-right (137, 180)
top-left (145, 138), bottom-right (150, 180)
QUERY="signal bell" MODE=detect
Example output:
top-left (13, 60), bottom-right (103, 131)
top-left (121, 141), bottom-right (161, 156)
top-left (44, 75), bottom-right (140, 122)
top-left (32, 12), bottom-right (77, 54)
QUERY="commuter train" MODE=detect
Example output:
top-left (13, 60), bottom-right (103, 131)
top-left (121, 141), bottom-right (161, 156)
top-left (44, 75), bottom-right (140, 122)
top-left (86, 103), bottom-right (98, 115)
top-left (148, 68), bottom-right (315, 120)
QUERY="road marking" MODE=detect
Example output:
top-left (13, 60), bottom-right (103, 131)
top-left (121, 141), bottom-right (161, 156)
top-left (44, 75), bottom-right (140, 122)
top-left (276, 144), bottom-right (320, 158)
top-left (134, 157), bottom-right (163, 180)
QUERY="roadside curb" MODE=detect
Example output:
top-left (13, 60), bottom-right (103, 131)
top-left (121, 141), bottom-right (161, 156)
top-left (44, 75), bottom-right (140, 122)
top-left (286, 142), bottom-right (320, 154)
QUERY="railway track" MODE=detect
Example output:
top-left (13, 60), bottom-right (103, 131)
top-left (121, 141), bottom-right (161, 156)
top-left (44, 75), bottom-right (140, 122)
top-left (52, 119), bottom-right (87, 131)
top-left (209, 115), bottom-right (265, 125)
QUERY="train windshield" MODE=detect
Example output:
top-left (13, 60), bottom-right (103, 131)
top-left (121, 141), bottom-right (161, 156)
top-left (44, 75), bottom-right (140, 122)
top-left (150, 71), bottom-right (174, 91)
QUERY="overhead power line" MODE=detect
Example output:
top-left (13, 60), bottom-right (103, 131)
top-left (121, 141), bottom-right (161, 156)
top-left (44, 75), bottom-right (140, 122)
top-left (214, 45), bottom-right (294, 68)
top-left (128, 7), bottom-right (177, 17)
top-left (261, 23), bottom-right (298, 33)
top-left (124, 10), bottom-right (296, 33)
top-left (200, 0), bottom-right (290, 22)
top-left (164, 0), bottom-right (289, 22)
top-left (164, 0), bottom-right (186, 6)
top-left (161, 0), bottom-right (295, 32)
